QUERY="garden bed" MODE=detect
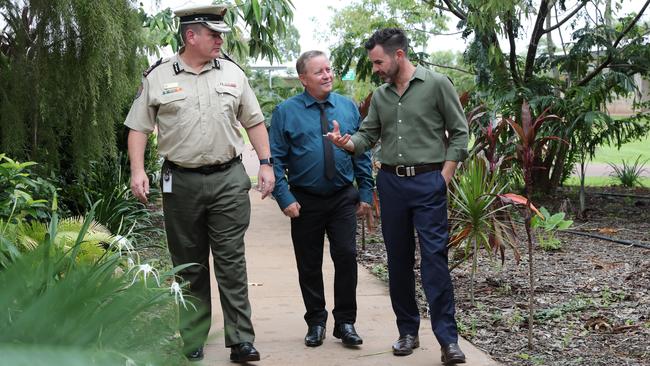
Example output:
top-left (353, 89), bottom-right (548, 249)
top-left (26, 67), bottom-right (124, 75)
top-left (356, 186), bottom-right (650, 366)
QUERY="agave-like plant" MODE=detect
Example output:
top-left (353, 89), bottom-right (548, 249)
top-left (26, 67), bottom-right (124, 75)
top-left (448, 154), bottom-right (520, 305)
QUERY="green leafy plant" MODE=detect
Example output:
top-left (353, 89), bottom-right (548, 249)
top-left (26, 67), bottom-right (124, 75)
top-left (531, 207), bottom-right (573, 251)
top-left (448, 154), bottom-right (519, 305)
top-left (607, 155), bottom-right (648, 187)
top-left (0, 154), bottom-right (53, 222)
top-left (0, 202), bottom-right (191, 365)
top-left (63, 153), bottom-right (163, 246)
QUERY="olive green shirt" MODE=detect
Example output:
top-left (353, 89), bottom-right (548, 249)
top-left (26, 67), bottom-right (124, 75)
top-left (350, 65), bottom-right (468, 165)
top-left (124, 52), bottom-right (264, 168)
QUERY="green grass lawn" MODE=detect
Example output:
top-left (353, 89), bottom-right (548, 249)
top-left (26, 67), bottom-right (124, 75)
top-left (591, 134), bottom-right (650, 164)
top-left (564, 176), bottom-right (650, 187)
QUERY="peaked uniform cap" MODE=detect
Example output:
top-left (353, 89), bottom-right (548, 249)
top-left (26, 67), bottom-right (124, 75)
top-left (174, 4), bottom-right (231, 33)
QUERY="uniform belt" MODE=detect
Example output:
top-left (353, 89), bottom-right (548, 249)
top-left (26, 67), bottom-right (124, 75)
top-left (166, 156), bottom-right (241, 174)
top-left (380, 162), bottom-right (443, 177)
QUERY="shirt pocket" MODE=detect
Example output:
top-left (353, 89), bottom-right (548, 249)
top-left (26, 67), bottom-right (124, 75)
top-left (158, 91), bottom-right (188, 121)
top-left (215, 85), bottom-right (242, 120)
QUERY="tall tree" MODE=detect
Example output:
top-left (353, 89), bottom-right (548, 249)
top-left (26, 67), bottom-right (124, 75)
top-left (327, 0), bottom-right (449, 82)
top-left (0, 0), bottom-right (297, 183)
top-left (144, 0), bottom-right (297, 64)
top-left (0, 0), bottom-right (144, 176)
top-left (428, 0), bottom-right (650, 191)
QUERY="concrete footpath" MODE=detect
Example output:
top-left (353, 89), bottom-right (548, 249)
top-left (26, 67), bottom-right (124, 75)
top-left (201, 188), bottom-right (499, 364)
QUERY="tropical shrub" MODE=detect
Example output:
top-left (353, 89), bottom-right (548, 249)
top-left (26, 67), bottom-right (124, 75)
top-left (0, 208), bottom-right (190, 365)
top-left (63, 152), bottom-right (163, 246)
top-left (448, 154), bottom-right (519, 304)
top-left (0, 154), bottom-right (53, 223)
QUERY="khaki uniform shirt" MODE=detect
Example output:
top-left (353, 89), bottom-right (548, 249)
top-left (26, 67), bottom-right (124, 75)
top-left (350, 65), bottom-right (468, 165)
top-left (124, 52), bottom-right (264, 168)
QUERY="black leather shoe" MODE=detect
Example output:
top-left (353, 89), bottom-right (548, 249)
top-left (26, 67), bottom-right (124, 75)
top-left (185, 346), bottom-right (204, 362)
top-left (333, 323), bottom-right (363, 346)
top-left (441, 342), bottom-right (466, 365)
top-left (229, 342), bottom-right (260, 363)
top-left (392, 334), bottom-right (419, 356)
top-left (304, 325), bottom-right (326, 347)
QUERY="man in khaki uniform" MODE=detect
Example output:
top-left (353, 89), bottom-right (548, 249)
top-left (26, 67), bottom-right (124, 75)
top-left (125, 4), bottom-right (273, 363)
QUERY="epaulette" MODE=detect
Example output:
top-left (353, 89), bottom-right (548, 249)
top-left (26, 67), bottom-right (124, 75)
top-left (143, 57), bottom-right (167, 77)
top-left (219, 52), bottom-right (246, 73)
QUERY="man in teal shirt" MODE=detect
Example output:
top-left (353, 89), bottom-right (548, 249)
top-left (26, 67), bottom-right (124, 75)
top-left (270, 50), bottom-right (374, 348)
top-left (328, 28), bottom-right (469, 365)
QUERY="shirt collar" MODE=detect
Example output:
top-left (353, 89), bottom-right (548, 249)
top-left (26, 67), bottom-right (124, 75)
top-left (173, 51), bottom-right (217, 74)
top-left (300, 91), bottom-right (336, 109)
top-left (412, 65), bottom-right (427, 81)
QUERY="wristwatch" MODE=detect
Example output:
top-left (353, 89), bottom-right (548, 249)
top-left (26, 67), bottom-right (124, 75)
top-left (259, 157), bottom-right (274, 166)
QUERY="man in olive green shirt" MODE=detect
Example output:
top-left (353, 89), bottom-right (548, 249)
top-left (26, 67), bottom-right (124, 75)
top-left (328, 28), bottom-right (468, 365)
top-left (125, 4), bottom-right (273, 363)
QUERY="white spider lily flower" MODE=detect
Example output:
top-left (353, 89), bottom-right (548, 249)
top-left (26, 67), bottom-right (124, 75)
top-left (128, 263), bottom-right (161, 287)
top-left (170, 281), bottom-right (188, 309)
top-left (126, 257), bottom-right (135, 269)
top-left (110, 235), bottom-right (134, 255)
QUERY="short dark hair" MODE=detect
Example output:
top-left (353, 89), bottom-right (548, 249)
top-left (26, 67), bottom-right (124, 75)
top-left (364, 28), bottom-right (409, 55)
top-left (296, 50), bottom-right (326, 75)
top-left (179, 23), bottom-right (205, 44)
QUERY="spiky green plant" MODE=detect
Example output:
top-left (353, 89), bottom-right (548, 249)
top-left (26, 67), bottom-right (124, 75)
top-left (0, 202), bottom-right (192, 365)
top-left (607, 155), bottom-right (648, 187)
top-left (448, 154), bottom-right (519, 305)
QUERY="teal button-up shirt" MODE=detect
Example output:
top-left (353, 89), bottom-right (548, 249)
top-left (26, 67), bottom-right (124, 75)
top-left (350, 65), bottom-right (468, 165)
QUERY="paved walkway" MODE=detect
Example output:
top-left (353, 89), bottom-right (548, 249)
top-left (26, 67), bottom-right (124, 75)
top-left (199, 151), bottom-right (499, 365)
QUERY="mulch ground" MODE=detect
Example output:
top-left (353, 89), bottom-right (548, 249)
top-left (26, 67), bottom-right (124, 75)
top-left (356, 186), bottom-right (650, 366)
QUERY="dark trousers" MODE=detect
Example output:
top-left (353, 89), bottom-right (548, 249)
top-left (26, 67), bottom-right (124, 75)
top-left (376, 169), bottom-right (459, 347)
top-left (290, 185), bottom-right (359, 326)
top-left (162, 162), bottom-right (255, 351)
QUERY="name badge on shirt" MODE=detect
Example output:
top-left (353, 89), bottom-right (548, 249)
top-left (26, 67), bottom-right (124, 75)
top-left (162, 82), bottom-right (183, 95)
top-left (163, 169), bottom-right (172, 193)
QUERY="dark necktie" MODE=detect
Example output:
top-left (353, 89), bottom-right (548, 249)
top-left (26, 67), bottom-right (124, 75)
top-left (317, 102), bottom-right (336, 180)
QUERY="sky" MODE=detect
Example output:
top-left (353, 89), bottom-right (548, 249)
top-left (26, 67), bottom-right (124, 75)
top-left (146, 0), bottom-right (470, 64)
top-left (147, 0), bottom-right (649, 67)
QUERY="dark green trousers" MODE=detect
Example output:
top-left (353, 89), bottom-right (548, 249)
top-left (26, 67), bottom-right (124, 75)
top-left (162, 161), bottom-right (254, 351)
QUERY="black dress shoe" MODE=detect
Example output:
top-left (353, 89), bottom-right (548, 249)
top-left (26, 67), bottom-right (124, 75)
top-left (230, 342), bottom-right (260, 363)
top-left (305, 325), bottom-right (326, 347)
top-left (392, 334), bottom-right (419, 356)
top-left (185, 346), bottom-right (204, 362)
top-left (441, 342), bottom-right (466, 365)
top-left (333, 323), bottom-right (363, 346)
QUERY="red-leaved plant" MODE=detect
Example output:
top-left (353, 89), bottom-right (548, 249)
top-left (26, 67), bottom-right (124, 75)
top-left (502, 100), bottom-right (564, 349)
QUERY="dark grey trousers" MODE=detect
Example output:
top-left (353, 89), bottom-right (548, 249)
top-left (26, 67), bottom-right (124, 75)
top-left (162, 161), bottom-right (254, 351)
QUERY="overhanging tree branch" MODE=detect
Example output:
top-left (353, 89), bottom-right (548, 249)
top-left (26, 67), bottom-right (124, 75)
top-left (418, 59), bottom-right (473, 74)
top-left (543, 0), bottom-right (587, 34)
top-left (423, 0), bottom-right (466, 20)
top-left (441, 0), bottom-right (466, 20)
top-left (577, 0), bottom-right (650, 86)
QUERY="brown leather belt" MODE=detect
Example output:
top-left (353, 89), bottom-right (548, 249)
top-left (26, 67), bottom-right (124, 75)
top-left (380, 162), bottom-right (443, 177)
top-left (166, 155), bottom-right (241, 174)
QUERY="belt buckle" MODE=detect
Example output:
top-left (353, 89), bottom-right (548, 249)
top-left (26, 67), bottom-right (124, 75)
top-left (395, 165), bottom-right (405, 177)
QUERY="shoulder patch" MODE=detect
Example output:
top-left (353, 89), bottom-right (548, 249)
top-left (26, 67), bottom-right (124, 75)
top-left (143, 57), bottom-right (168, 77)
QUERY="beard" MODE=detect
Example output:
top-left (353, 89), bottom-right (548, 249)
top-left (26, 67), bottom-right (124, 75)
top-left (380, 59), bottom-right (400, 83)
